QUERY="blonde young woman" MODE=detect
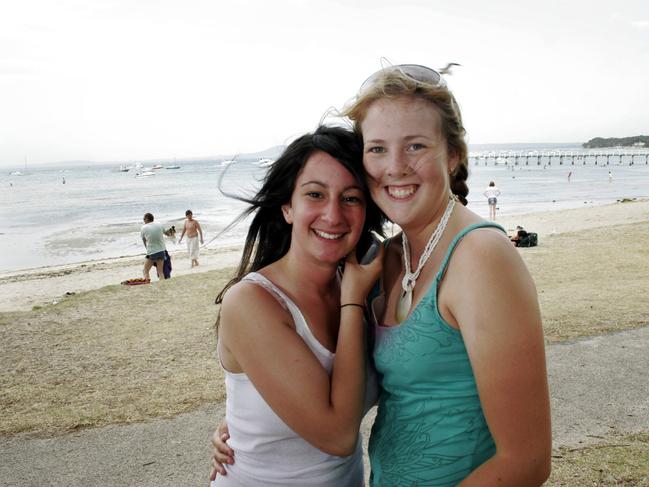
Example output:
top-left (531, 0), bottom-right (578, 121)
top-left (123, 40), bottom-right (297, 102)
top-left (212, 66), bottom-right (551, 486)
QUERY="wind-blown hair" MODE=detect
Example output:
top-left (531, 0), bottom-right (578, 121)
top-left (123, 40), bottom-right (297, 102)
top-left (215, 125), bottom-right (386, 306)
top-left (342, 68), bottom-right (470, 205)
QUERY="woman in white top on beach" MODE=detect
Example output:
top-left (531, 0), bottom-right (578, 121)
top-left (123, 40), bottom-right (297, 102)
top-left (211, 126), bottom-right (385, 486)
top-left (483, 180), bottom-right (501, 220)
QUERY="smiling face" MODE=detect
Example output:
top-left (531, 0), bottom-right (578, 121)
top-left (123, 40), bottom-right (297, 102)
top-left (282, 150), bottom-right (367, 265)
top-left (360, 96), bottom-right (457, 231)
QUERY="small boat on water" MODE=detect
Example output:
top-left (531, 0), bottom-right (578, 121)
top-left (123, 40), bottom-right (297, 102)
top-left (151, 164), bottom-right (164, 170)
top-left (220, 160), bottom-right (235, 167)
top-left (9, 170), bottom-right (23, 176)
top-left (118, 165), bottom-right (130, 172)
top-left (136, 170), bottom-right (156, 178)
top-left (165, 165), bottom-right (181, 169)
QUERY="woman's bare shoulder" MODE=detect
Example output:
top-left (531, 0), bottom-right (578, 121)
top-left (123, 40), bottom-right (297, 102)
top-left (221, 276), bottom-right (291, 325)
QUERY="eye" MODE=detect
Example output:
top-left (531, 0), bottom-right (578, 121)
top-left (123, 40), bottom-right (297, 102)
top-left (408, 143), bottom-right (425, 151)
top-left (306, 191), bottom-right (324, 199)
top-left (343, 194), bottom-right (365, 205)
top-left (366, 146), bottom-right (385, 154)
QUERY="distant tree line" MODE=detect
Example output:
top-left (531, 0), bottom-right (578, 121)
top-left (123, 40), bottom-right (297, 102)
top-left (583, 135), bottom-right (649, 148)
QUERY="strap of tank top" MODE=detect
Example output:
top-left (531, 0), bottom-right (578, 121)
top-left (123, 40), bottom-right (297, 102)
top-left (436, 222), bottom-right (506, 283)
top-left (241, 272), bottom-right (290, 312)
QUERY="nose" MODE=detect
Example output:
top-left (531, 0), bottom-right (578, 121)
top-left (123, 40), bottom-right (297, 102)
top-left (386, 151), bottom-right (412, 177)
top-left (321, 199), bottom-right (344, 225)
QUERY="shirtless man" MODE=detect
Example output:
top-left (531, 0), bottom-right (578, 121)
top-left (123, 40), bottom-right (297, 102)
top-left (178, 209), bottom-right (204, 267)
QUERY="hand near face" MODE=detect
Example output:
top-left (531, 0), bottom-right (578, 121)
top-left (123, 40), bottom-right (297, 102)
top-left (340, 237), bottom-right (384, 306)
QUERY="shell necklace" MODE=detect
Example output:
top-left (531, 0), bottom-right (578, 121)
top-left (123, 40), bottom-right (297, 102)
top-left (396, 195), bottom-right (456, 322)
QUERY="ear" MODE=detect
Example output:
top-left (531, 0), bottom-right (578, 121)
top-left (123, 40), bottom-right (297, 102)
top-left (447, 151), bottom-right (460, 176)
top-left (281, 203), bottom-right (293, 224)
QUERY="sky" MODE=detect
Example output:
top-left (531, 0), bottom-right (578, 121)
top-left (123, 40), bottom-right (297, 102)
top-left (1, 0), bottom-right (648, 167)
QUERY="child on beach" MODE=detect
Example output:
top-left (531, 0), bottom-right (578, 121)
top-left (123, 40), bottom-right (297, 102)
top-left (178, 210), bottom-right (203, 267)
top-left (483, 180), bottom-right (501, 220)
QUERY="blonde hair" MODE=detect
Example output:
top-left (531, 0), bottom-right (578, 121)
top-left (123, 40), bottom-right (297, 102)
top-left (342, 69), bottom-right (469, 205)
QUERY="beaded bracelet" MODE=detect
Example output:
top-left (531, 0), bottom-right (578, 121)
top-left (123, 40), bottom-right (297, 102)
top-left (340, 303), bottom-right (365, 311)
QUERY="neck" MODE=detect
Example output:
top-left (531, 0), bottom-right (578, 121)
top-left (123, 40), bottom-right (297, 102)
top-left (402, 195), bottom-right (452, 264)
top-left (277, 250), bottom-right (339, 297)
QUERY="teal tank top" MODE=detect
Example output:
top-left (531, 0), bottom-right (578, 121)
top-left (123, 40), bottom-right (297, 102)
top-left (368, 222), bottom-right (505, 487)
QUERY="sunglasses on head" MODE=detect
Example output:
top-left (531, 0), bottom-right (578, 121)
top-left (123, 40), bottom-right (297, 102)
top-left (359, 64), bottom-right (446, 93)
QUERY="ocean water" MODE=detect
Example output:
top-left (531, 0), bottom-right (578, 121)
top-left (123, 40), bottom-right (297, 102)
top-left (2, 145), bottom-right (648, 272)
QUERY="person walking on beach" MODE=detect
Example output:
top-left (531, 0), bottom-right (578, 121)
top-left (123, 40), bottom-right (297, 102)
top-left (483, 180), bottom-right (501, 220)
top-left (141, 213), bottom-right (168, 282)
top-left (210, 126), bottom-right (384, 486)
top-left (178, 210), bottom-right (203, 267)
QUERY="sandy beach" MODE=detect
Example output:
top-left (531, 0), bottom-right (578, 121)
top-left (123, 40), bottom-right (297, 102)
top-left (2, 198), bottom-right (647, 314)
top-left (1, 199), bottom-right (648, 485)
top-left (0, 246), bottom-right (244, 313)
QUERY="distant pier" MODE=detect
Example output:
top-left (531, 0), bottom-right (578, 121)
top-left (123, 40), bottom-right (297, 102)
top-left (469, 149), bottom-right (649, 166)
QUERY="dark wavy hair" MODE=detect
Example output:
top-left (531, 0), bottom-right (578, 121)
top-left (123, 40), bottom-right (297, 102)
top-left (215, 125), bottom-right (386, 306)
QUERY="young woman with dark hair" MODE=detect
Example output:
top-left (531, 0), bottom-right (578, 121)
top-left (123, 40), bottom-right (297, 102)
top-left (211, 125), bottom-right (385, 486)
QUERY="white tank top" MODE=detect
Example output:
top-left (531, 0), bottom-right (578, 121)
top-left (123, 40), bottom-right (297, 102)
top-left (214, 272), bottom-right (365, 487)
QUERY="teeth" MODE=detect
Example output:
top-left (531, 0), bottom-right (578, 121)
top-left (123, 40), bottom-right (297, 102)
top-left (313, 230), bottom-right (343, 240)
top-left (387, 185), bottom-right (416, 198)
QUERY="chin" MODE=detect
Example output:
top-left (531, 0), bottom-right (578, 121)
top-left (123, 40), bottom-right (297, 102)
top-left (314, 254), bottom-right (345, 266)
top-left (314, 246), bottom-right (352, 265)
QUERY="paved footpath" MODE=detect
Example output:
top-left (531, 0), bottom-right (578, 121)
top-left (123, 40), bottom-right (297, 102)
top-left (2, 326), bottom-right (648, 487)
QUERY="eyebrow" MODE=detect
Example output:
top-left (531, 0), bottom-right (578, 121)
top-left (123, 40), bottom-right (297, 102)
top-left (364, 134), bottom-right (436, 145)
top-left (300, 180), bottom-right (362, 191)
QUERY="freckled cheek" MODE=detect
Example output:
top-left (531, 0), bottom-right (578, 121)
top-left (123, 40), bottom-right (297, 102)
top-left (363, 158), bottom-right (384, 180)
top-left (369, 186), bottom-right (383, 204)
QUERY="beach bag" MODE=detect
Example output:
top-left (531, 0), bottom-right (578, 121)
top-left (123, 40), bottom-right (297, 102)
top-left (163, 251), bottom-right (172, 279)
top-left (517, 232), bottom-right (538, 248)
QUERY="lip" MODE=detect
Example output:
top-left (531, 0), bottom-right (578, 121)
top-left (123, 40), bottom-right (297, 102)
top-left (385, 184), bottom-right (419, 200)
top-left (312, 229), bottom-right (347, 241)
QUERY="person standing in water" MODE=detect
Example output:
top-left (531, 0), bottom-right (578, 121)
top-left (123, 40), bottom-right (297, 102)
top-left (178, 210), bottom-right (204, 267)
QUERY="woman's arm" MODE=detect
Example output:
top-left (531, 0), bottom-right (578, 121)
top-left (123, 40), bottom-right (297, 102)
top-left (219, 250), bottom-right (382, 456)
top-left (445, 230), bottom-right (551, 486)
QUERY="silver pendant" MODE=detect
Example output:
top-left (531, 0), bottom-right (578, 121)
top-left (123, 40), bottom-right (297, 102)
top-left (395, 288), bottom-right (412, 322)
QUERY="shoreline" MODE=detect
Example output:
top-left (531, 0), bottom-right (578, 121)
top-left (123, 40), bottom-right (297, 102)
top-left (1, 198), bottom-right (648, 313)
top-left (0, 246), bottom-right (243, 313)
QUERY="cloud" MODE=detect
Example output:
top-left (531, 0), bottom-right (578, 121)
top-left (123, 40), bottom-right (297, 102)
top-left (0, 60), bottom-right (36, 78)
top-left (631, 20), bottom-right (649, 28)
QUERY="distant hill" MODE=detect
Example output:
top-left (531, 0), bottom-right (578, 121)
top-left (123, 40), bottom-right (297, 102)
top-left (583, 135), bottom-right (649, 148)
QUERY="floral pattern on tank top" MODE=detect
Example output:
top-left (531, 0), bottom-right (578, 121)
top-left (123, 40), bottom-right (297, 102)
top-left (368, 223), bottom-right (504, 487)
